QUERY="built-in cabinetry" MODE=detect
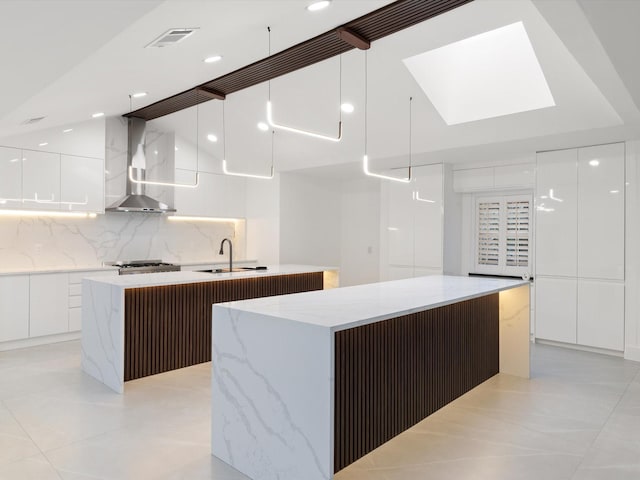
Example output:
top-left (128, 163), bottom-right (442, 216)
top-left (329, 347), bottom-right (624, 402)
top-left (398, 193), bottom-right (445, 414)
top-left (382, 164), bottom-right (443, 280)
top-left (0, 146), bottom-right (104, 213)
top-left (0, 269), bottom-right (118, 348)
top-left (0, 275), bottom-right (29, 342)
top-left (453, 164), bottom-right (535, 192)
top-left (535, 142), bottom-right (625, 351)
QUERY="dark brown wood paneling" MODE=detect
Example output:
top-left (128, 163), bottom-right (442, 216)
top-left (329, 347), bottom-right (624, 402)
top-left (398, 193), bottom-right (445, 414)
top-left (124, 272), bottom-right (324, 381)
top-left (125, 0), bottom-right (473, 121)
top-left (334, 293), bottom-right (499, 472)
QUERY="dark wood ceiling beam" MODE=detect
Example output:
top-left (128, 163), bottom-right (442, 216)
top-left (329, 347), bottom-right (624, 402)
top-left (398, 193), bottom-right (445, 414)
top-left (125, 0), bottom-right (473, 121)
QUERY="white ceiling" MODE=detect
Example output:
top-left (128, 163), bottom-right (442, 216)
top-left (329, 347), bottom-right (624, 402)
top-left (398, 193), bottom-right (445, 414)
top-left (1, 0), bottom-right (639, 178)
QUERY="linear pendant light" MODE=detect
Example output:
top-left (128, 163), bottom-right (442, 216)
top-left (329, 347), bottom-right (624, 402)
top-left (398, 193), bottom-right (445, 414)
top-left (221, 101), bottom-right (275, 179)
top-left (266, 27), bottom-right (342, 142)
top-left (363, 51), bottom-right (412, 183)
top-left (127, 94), bottom-right (200, 189)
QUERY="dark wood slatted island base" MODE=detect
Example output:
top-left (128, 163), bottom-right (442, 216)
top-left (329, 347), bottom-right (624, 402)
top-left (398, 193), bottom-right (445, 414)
top-left (211, 275), bottom-right (530, 480)
top-left (333, 293), bottom-right (499, 472)
top-left (124, 272), bottom-right (324, 381)
top-left (80, 266), bottom-right (334, 394)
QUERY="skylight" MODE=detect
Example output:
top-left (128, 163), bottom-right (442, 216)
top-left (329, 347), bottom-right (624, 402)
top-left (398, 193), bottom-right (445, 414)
top-left (403, 21), bottom-right (555, 125)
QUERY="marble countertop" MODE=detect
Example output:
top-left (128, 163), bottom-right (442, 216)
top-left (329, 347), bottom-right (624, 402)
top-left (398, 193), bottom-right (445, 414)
top-left (85, 264), bottom-right (335, 288)
top-left (0, 265), bottom-right (119, 276)
top-left (216, 275), bottom-right (528, 331)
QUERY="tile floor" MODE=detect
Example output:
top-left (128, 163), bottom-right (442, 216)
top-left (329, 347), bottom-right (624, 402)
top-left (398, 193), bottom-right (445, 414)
top-left (0, 341), bottom-right (638, 480)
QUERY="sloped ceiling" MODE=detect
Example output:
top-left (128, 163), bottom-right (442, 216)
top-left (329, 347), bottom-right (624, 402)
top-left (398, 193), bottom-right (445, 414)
top-left (1, 0), bottom-right (639, 176)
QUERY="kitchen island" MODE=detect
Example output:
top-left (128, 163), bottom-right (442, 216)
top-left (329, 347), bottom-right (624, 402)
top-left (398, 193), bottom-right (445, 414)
top-left (81, 265), bottom-right (337, 393)
top-left (211, 275), bottom-right (530, 480)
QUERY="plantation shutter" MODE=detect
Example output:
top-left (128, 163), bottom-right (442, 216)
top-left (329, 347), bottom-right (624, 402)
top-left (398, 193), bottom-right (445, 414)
top-left (477, 201), bottom-right (500, 266)
top-left (474, 195), bottom-right (531, 276)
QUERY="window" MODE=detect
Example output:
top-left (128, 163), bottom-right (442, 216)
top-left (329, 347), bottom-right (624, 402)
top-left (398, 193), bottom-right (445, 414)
top-left (474, 194), bottom-right (531, 276)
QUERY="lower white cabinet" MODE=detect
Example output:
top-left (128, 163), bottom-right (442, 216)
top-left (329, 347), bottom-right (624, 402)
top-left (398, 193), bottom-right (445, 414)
top-left (0, 275), bottom-right (29, 342)
top-left (577, 280), bottom-right (624, 351)
top-left (30, 273), bottom-right (68, 337)
top-left (535, 277), bottom-right (577, 345)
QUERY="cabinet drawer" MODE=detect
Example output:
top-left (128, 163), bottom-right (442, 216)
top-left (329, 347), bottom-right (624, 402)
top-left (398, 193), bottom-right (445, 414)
top-left (69, 296), bottom-right (82, 308)
top-left (69, 284), bottom-right (82, 296)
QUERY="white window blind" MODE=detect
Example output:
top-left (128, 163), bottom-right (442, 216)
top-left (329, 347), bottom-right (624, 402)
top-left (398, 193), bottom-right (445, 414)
top-left (474, 195), bottom-right (531, 276)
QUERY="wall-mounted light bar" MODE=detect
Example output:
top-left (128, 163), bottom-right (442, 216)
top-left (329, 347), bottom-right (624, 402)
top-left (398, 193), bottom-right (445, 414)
top-left (128, 166), bottom-right (199, 189)
top-left (167, 215), bottom-right (242, 223)
top-left (0, 209), bottom-right (97, 218)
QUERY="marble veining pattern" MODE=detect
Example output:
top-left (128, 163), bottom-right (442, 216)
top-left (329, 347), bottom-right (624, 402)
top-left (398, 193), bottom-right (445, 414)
top-left (212, 307), bottom-right (332, 480)
top-left (218, 275), bottom-right (528, 330)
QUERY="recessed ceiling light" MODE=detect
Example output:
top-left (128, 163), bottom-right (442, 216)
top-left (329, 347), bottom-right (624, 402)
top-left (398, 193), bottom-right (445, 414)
top-left (204, 55), bottom-right (222, 64)
top-left (340, 103), bottom-right (355, 113)
top-left (307, 1), bottom-right (330, 12)
top-left (207, 133), bottom-right (218, 142)
top-left (92, 112), bottom-right (104, 118)
top-left (589, 159), bottom-right (599, 167)
top-left (39, 142), bottom-right (48, 147)
top-left (257, 122), bottom-right (269, 131)
top-left (403, 21), bottom-right (555, 125)
top-left (131, 92), bottom-right (147, 98)
top-left (62, 128), bottom-right (73, 133)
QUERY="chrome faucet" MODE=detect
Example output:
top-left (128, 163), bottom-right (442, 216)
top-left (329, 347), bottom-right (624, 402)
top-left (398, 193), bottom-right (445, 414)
top-left (219, 238), bottom-right (233, 272)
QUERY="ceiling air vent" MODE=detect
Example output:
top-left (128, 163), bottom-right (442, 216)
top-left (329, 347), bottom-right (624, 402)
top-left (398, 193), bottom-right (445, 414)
top-left (146, 28), bottom-right (198, 48)
top-left (21, 116), bottom-right (46, 125)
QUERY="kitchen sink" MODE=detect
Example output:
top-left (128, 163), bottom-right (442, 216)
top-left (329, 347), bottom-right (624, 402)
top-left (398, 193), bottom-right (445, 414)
top-left (197, 267), bottom-right (268, 274)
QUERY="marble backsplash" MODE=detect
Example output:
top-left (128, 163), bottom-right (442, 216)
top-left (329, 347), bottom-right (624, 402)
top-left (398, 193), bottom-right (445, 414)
top-left (0, 213), bottom-right (245, 271)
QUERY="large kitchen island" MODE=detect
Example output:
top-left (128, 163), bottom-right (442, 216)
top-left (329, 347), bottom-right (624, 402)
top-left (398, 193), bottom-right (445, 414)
top-left (211, 275), bottom-right (530, 480)
top-left (81, 265), bottom-right (338, 393)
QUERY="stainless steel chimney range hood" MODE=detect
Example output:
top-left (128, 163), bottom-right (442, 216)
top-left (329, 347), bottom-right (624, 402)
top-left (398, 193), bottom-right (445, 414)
top-left (106, 117), bottom-right (176, 213)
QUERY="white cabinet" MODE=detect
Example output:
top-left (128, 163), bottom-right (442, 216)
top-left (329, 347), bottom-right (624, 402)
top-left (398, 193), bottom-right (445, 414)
top-left (534, 143), bottom-right (625, 352)
top-left (383, 164), bottom-right (443, 278)
top-left (29, 273), bottom-right (69, 337)
top-left (577, 143), bottom-right (624, 280)
top-left (493, 164), bottom-right (535, 189)
top-left (413, 165), bottom-right (443, 270)
top-left (0, 146), bottom-right (23, 208)
top-left (536, 149), bottom-right (578, 277)
top-left (535, 277), bottom-right (577, 344)
top-left (577, 280), bottom-right (624, 351)
top-left (22, 150), bottom-right (60, 211)
top-left (453, 164), bottom-right (534, 192)
top-left (174, 170), bottom-right (246, 218)
top-left (0, 275), bottom-right (29, 342)
top-left (60, 155), bottom-right (105, 213)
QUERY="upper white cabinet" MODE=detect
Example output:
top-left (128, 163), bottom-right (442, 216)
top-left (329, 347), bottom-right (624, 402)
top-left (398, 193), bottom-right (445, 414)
top-left (60, 155), bottom-right (104, 213)
top-left (174, 170), bottom-right (246, 218)
top-left (535, 149), bottom-right (578, 277)
top-left (22, 150), bottom-right (61, 211)
top-left (453, 164), bottom-right (534, 192)
top-left (0, 275), bottom-right (29, 342)
top-left (384, 164), bottom-right (443, 277)
top-left (0, 146), bottom-right (23, 208)
top-left (577, 143), bottom-right (624, 280)
top-left (413, 165), bottom-right (443, 270)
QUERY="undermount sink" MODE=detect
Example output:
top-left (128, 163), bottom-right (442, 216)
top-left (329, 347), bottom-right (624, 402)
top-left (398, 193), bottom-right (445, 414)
top-left (197, 267), bottom-right (267, 274)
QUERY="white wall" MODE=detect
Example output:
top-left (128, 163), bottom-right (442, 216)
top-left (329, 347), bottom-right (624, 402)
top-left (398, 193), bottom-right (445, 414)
top-left (443, 164), bottom-right (463, 275)
top-left (279, 173), bottom-right (341, 267)
top-left (340, 178), bottom-right (381, 287)
top-left (246, 175), bottom-right (281, 265)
